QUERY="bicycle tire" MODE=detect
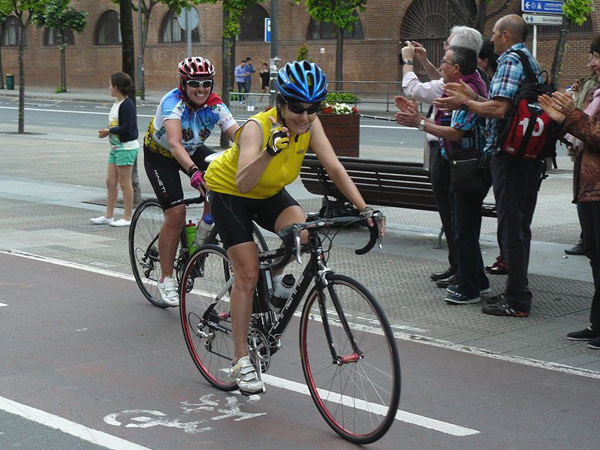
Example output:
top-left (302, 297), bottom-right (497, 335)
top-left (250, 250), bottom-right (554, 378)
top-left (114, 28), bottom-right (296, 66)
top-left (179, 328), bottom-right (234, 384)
top-left (205, 222), bottom-right (269, 252)
top-left (129, 199), bottom-right (169, 308)
top-left (180, 244), bottom-right (237, 391)
top-left (299, 274), bottom-right (401, 444)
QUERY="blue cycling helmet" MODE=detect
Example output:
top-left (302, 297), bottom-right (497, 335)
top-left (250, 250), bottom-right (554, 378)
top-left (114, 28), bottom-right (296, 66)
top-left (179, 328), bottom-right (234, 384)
top-left (276, 60), bottom-right (328, 103)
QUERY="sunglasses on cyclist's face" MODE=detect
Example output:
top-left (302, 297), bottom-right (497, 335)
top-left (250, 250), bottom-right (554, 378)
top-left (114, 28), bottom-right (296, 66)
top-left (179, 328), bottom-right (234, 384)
top-left (186, 79), bottom-right (213, 89)
top-left (285, 101), bottom-right (321, 115)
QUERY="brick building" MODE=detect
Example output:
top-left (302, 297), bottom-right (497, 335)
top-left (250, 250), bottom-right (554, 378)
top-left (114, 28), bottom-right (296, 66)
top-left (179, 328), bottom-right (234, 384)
top-left (1, 0), bottom-right (599, 93)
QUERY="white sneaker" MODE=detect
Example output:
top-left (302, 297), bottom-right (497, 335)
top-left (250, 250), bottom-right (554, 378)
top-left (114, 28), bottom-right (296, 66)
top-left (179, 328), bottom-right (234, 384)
top-left (231, 356), bottom-right (265, 395)
top-left (158, 276), bottom-right (179, 307)
top-left (110, 219), bottom-right (131, 227)
top-left (90, 216), bottom-right (114, 225)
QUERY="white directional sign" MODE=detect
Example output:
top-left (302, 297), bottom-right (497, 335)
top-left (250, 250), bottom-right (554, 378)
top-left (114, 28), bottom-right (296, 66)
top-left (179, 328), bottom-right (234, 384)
top-left (523, 13), bottom-right (563, 25)
top-left (177, 7), bottom-right (199, 30)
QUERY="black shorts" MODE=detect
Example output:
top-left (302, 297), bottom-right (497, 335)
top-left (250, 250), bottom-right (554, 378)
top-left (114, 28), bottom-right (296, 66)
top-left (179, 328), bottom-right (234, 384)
top-left (144, 143), bottom-right (214, 210)
top-left (209, 190), bottom-right (300, 249)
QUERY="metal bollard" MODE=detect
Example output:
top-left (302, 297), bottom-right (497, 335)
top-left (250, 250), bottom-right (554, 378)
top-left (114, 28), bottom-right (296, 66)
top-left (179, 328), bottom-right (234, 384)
top-left (6, 74), bottom-right (14, 90)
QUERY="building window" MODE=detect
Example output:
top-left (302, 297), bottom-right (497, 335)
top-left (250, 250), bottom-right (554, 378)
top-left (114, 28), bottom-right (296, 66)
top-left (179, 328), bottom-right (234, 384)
top-left (2, 16), bottom-right (19, 47)
top-left (159, 10), bottom-right (200, 43)
top-left (239, 4), bottom-right (269, 41)
top-left (96, 10), bottom-right (121, 45)
top-left (307, 10), bottom-right (363, 40)
top-left (44, 27), bottom-right (75, 46)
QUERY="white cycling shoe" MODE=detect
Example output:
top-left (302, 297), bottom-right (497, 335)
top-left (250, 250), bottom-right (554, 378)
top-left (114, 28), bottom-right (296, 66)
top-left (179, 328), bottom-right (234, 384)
top-left (158, 276), bottom-right (179, 307)
top-left (231, 356), bottom-right (265, 395)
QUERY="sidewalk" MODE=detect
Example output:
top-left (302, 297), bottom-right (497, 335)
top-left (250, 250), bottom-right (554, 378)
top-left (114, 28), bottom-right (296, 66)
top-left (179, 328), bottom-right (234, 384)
top-left (0, 87), bottom-right (598, 378)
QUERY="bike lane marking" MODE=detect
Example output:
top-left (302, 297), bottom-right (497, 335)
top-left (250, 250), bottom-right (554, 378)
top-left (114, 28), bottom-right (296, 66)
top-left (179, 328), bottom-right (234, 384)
top-left (0, 396), bottom-right (152, 450)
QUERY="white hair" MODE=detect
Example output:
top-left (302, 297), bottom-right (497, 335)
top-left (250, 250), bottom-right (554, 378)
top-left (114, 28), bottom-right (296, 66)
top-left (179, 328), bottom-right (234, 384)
top-left (449, 26), bottom-right (483, 53)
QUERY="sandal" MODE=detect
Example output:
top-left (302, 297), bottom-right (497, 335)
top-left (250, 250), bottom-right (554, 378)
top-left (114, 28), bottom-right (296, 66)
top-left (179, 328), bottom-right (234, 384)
top-left (485, 257), bottom-right (507, 275)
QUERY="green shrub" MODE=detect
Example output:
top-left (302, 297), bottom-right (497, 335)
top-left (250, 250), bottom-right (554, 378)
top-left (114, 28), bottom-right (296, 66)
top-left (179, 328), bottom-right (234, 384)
top-left (326, 91), bottom-right (359, 103)
top-left (297, 43), bottom-right (311, 62)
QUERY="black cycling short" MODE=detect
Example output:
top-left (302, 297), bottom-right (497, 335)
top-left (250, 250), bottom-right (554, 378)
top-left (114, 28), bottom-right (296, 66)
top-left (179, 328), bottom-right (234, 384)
top-left (144, 143), bottom-right (214, 210)
top-left (209, 189), bottom-right (300, 250)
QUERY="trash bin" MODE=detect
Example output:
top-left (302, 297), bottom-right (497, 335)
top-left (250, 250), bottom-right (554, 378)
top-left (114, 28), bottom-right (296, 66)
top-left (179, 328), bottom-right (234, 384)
top-left (6, 74), bottom-right (14, 90)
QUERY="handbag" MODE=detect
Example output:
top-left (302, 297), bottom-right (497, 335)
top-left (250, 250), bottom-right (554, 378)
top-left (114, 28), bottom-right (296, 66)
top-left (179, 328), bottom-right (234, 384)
top-left (449, 149), bottom-right (487, 192)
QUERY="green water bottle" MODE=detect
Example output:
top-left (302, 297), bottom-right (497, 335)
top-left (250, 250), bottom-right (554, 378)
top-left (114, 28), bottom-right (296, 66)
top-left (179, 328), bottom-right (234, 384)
top-left (185, 220), bottom-right (198, 254)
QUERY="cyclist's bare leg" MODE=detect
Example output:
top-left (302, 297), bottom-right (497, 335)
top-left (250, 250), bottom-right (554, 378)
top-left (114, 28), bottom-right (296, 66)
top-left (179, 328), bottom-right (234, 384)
top-left (117, 164), bottom-right (134, 221)
top-left (273, 205), bottom-right (308, 276)
top-left (104, 163), bottom-right (118, 219)
top-left (159, 204), bottom-right (186, 278)
top-left (226, 241), bottom-right (259, 362)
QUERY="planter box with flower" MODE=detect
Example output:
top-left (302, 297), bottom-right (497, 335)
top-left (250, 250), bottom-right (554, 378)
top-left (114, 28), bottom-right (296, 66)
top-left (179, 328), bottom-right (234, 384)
top-left (312, 102), bottom-right (360, 157)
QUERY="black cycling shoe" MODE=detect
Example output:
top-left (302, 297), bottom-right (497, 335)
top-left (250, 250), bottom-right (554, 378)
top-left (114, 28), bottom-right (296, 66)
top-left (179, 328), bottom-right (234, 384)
top-left (431, 268), bottom-right (456, 282)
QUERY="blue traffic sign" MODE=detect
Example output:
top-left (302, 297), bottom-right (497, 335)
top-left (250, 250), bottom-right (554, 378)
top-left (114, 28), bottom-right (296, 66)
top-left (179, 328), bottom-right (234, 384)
top-left (265, 18), bottom-right (271, 43)
top-left (521, 0), bottom-right (564, 14)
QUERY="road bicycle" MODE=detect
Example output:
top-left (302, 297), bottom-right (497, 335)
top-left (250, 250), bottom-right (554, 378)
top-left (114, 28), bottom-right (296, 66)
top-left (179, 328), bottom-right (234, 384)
top-left (179, 213), bottom-right (400, 444)
top-left (129, 195), bottom-right (268, 308)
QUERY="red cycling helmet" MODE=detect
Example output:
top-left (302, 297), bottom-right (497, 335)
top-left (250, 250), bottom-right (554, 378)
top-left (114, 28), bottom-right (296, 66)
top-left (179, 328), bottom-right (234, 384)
top-left (178, 57), bottom-right (215, 80)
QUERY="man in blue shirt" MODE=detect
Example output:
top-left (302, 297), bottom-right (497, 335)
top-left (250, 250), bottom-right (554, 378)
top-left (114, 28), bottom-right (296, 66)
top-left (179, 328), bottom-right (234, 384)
top-left (234, 60), bottom-right (246, 102)
top-left (435, 14), bottom-right (544, 317)
top-left (243, 56), bottom-right (256, 95)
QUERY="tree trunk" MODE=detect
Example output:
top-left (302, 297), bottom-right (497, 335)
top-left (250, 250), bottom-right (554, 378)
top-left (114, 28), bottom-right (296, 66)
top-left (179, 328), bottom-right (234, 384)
top-left (551, 16), bottom-right (570, 87)
top-left (59, 32), bottom-right (67, 93)
top-left (335, 27), bottom-right (343, 91)
top-left (120, 0), bottom-right (142, 203)
top-left (17, 22), bottom-right (26, 134)
top-left (221, 7), bottom-right (232, 149)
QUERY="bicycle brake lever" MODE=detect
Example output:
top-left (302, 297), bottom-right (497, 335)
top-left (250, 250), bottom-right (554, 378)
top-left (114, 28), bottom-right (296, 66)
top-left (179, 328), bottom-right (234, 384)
top-left (375, 213), bottom-right (384, 250)
top-left (293, 226), bottom-right (302, 264)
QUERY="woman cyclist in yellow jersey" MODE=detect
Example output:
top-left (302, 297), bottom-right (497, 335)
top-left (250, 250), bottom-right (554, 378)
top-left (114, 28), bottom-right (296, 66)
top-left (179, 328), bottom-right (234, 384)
top-left (204, 60), bottom-right (384, 395)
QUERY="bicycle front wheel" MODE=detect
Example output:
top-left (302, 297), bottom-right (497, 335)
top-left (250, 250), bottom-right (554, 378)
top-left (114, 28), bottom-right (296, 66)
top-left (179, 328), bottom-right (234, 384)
top-left (129, 199), bottom-right (168, 308)
top-left (180, 244), bottom-right (237, 391)
top-left (299, 274), bottom-right (401, 444)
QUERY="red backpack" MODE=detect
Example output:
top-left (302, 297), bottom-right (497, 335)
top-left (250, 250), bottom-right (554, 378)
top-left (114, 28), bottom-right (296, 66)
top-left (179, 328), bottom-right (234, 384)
top-left (497, 50), bottom-right (560, 161)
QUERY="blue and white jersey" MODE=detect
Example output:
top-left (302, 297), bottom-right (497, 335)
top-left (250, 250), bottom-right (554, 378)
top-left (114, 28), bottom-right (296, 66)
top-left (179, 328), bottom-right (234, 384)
top-left (149, 88), bottom-right (236, 156)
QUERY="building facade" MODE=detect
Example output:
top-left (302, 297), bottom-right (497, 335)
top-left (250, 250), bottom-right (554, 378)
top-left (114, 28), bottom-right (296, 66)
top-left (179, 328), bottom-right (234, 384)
top-left (1, 0), bottom-right (599, 93)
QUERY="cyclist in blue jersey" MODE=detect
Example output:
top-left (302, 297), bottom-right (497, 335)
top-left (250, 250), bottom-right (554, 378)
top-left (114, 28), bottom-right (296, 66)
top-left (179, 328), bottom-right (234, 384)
top-left (144, 56), bottom-right (239, 307)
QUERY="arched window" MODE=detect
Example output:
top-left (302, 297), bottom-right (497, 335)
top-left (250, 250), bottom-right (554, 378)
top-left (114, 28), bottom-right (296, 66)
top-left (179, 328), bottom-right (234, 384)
top-left (239, 4), bottom-right (269, 41)
top-left (44, 27), bottom-right (75, 46)
top-left (2, 16), bottom-right (19, 47)
top-left (159, 10), bottom-right (200, 43)
top-left (307, 10), bottom-right (363, 40)
top-left (399, 0), bottom-right (458, 80)
top-left (96, 10), bottom-right (121, 45)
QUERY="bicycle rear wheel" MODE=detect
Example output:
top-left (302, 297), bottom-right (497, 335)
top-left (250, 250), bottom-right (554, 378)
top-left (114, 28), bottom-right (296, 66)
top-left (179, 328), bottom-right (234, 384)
top-left (129, 199), bottom-right (169, 308)
top-left (180, 244), bottom-right (237, 391)
top-left (299, 274), bottom-right (401, 444)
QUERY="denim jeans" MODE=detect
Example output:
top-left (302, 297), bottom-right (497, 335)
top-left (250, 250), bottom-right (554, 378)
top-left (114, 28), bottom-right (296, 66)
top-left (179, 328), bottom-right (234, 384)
top-left (580, 201), bottom-right (600, 328)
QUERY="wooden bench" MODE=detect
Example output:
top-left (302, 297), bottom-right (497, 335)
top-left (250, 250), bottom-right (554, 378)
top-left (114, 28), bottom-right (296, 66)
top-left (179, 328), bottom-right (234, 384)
top-left (300, 153), bottom-right (497, 218)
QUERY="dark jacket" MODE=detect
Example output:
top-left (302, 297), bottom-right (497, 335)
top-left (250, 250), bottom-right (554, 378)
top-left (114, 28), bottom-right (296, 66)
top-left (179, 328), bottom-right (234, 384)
top-left (109, 97), bottom-right (138, 143)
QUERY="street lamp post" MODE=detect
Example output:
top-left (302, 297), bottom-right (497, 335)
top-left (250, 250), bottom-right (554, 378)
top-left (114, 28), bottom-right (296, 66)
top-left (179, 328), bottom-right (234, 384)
top-left (137, 0), bottom-right (145, 100)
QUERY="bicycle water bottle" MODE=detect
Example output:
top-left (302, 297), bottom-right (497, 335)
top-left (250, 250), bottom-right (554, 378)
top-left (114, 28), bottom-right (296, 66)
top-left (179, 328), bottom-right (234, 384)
top-left (185, 220), bottom-right (198, 254)
top-left (271, 274), bottom-right (296, 309)
top-left (194, 213), bottom-right (214, 247)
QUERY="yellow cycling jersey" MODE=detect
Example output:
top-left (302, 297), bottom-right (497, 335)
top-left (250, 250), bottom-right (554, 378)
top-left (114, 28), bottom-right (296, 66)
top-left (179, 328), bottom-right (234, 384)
top-left (205, 108), bottom-right (311, 199)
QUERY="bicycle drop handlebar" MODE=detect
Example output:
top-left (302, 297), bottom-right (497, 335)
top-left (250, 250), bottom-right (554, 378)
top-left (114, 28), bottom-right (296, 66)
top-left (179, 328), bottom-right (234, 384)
top-left (271, 212), bottom-right (384, 271)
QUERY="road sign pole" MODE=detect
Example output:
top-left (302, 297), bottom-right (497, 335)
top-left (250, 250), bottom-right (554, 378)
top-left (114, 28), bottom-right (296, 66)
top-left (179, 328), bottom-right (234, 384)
top-left (533, 24), bottom-right (537, 59)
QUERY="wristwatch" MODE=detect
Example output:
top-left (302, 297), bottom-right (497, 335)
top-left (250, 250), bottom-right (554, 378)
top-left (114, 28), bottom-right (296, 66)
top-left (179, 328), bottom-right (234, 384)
top-left (418, 119), bottom-right (426, 131)
top-left (404, 59), bottom-right (413, 65)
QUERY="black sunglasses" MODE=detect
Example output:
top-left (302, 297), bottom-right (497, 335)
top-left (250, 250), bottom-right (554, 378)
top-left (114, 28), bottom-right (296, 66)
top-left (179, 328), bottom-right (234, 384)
top-left (285, 101), bottom-right (321, 115)
top-left (186, 79), bottom-right (213, 88)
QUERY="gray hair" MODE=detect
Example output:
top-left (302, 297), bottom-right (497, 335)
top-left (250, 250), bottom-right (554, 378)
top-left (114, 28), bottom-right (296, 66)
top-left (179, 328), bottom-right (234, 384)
top-left (449, 26), bottom-right (483, 53)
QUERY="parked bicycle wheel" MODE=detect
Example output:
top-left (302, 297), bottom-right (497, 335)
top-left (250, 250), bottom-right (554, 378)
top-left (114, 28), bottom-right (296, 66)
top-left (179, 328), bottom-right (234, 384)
top-left (180, 244), bottom-right (237, 391)
top-left (299, 274), bottom-right (401, 444)
top-left (129, 199), bottom-right (171, 308)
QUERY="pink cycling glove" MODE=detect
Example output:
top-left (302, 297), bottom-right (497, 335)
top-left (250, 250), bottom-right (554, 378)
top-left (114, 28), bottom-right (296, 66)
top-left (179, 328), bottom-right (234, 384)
top-left (190, 170), bottom-right (205, 189)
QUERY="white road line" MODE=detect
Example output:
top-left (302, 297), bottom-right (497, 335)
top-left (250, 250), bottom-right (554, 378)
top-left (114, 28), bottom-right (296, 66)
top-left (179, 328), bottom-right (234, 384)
top-left (3, 249), bottom-right (600, 380)
top-left (0, 302), bottom-right (6, 307)
top-left (0, 396), bottom-right (153, 450)
top-left (261, 374), bottom-right (478, 436)
top-left (0, 106), bottom-right (154, 119)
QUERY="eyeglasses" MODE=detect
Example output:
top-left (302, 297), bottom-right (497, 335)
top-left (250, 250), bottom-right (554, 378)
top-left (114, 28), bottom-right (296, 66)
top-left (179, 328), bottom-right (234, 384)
top-left (186, 79), bottom-right (213, 89)
top-left (440, 59), bottom-right (454, 66)
top-left (285, 101), bottom-right (321, 115)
